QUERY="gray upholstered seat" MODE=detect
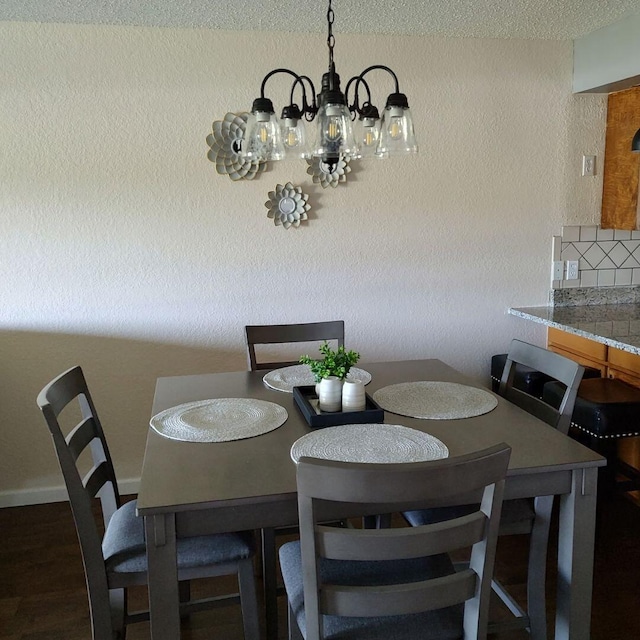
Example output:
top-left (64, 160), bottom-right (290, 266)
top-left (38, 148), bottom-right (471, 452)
top-left (103, 499), bottom-right (255, 574)
top-left (280, 543), bottom-right (463, 640)
top-left (37, 365), bottom-right (259, 640)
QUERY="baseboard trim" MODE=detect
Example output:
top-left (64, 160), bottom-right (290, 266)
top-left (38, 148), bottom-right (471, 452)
top-left (0, 477), bottom-right (141, 508)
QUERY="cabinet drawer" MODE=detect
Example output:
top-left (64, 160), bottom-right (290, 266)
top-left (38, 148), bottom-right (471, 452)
top-left (547, 328), bottom-right (607, 362)
top-left (548, 345), bottom-right (608, 376)
top-left (608, 347), bottom-right (640, 378)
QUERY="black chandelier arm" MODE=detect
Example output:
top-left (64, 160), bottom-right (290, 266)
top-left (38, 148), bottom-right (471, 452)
top-left (350, 65), bottom-right (401, 105)
top-left (288, 75), bottom-right (318, 117)
top-left (258, 68), bottom-right (304, 99)
top-left (345, 76), bottom-right (373, 118)
top-left (258, 68), bottom-right (317, 117)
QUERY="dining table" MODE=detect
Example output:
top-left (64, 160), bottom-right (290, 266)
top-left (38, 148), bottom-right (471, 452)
top-left (137, 359), bottom-right (605, 640)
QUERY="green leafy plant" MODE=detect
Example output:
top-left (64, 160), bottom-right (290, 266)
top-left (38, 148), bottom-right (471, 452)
top-left (299, 341), bottom-right (360, 382)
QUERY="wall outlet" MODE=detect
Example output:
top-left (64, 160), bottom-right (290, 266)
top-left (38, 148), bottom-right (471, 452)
top-left (553, 261), bottom-right (564, 280)
top-left (582, 155), bottom-right (596, 177)
top-left (566, 260), bottom-right (579, 280)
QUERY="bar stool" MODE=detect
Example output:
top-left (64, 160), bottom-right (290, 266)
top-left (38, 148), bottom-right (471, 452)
top-left (544, 377), bottom-right (640, 492)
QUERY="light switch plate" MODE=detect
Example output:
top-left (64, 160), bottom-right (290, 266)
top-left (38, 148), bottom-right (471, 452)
top-left (553, 261), bottom-right (564, 280)
top-left (582, 155), bottom-right (596, 177)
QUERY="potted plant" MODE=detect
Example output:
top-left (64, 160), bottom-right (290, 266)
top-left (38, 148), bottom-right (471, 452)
top-left (299, 341), bottom-right (360, 383)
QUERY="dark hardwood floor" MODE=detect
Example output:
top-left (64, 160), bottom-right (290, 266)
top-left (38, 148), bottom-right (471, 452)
top-left (1, 491), bottom-right (639, 639)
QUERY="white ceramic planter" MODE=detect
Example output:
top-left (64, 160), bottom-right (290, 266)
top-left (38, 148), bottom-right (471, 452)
top-left (342, 379), bottom-right (366, 412)
top-left (318, 376), bottom-right (343, 412)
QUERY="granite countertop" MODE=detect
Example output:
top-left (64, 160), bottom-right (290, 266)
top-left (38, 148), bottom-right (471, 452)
top-left (509, 304), bottom-right (640, 355)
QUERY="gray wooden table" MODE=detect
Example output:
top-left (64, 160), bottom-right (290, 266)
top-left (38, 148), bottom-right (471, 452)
top-left (137, 359), bottom-right (605, 640)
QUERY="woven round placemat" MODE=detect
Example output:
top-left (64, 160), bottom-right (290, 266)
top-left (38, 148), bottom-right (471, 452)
top-left (150, 398), bottom-right (288, 442)
top-left (372, 381), bottom-right (498, 420)
top-left (290, 423), bottom-right (449, 464)
top-left (263, 364), bottom-right (371, 393)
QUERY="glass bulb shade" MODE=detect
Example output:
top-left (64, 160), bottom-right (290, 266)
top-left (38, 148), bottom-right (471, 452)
top-left (280, 117), bottom-right (310, 158)
top-left (312, 103), bottom-right (358, 159)
top-left (242, 111), bottom-right (286, 161)
top-left (355, 116), bottom-right (381, 158)
top-left (377, 105), bottom-right (418, 157)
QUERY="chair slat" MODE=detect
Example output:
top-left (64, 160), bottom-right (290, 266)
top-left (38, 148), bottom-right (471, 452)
top-left (316, 512), bottom-right (486, 561)
top-left (245, 321), bottom-right (345, 371)
top-left (297, 445), bottom-right (509, 504)
top-left (321, 570), bottom-right (478, 617)
top-left (84, 461), bottom-right (113, 499)
top-left (37, 366), bottom-right (88, 417)
top-left (66, 417), bottom-right (100, 462)
top-left (500, 339), bottom-right (585, 434)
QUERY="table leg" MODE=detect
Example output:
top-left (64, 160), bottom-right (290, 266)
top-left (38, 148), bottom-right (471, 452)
top-left (555, 467), bottom-right (598, 639)
top-left (145, 513), bottom-right (180, 640)
top-left (262, 527), bottom-right (278, 640)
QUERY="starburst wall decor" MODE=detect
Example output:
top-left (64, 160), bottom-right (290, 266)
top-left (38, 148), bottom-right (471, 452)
top-left (206, 112), bottom-right (266, 181)
top-left (306, 154), bottom-right (351, 188)
top-left (265, 183), bottom-right (310, 229)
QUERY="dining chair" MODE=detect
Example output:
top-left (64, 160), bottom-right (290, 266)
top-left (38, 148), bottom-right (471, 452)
top-left (244, 320), bottom-right (344, 371)
top-left (37, 366), bottom-right (260, 640)
top-left (279, 443), bottom-right (511, 640)
top-left (404, 339), bottom-right (585, 640)
top-left (244, 320), bottom-right (346, 637)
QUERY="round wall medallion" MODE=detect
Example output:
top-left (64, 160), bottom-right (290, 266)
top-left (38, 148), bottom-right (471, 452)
top-left (306, 154), bottom-right (351, 188)
top-left (265, 182), bottom-right (310, 229)
top-left (206, 112), bottom-right (267, 181)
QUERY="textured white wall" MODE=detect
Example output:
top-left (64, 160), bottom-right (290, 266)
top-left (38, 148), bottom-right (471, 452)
top-left (0, 22), bottom-right (606, 501)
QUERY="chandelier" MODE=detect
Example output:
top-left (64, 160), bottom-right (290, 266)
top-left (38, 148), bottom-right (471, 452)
top-left (240, 0), bottom-right (418, 171)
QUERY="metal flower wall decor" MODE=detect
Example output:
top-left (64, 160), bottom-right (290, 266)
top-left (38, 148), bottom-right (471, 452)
top-left (306, 153), bottom-right (351, 188)
top-left (265, 183), bottom-right (310, 229)
top-left (206, 112), bottom-right (266, 181)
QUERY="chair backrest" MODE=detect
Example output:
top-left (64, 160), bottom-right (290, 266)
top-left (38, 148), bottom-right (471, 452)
top-left (37, 366), bottom-right (118, 632)
top-left (244, 321), bottom-right (345, 370)
top-left (296, 443), bottom-right (511, 640)
top-left (499, 339), bottom-right (584, 434)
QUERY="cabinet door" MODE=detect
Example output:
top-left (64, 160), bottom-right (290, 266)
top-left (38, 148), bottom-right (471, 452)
top-left (601, 86), bottom-right (640, 230)
top-left (607, 347), bottom-right (640, 383)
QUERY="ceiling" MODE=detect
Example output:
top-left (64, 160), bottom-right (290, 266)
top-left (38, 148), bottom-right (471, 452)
top-left (2, 0), bottom-right (640, 40)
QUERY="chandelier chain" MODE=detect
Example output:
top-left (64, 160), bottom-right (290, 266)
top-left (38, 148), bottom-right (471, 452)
top-left (327, 0), bottom-right (335, 68)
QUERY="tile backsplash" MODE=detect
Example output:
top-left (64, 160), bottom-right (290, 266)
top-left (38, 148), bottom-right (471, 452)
top-left (552, 225), bottom-right (640, 290)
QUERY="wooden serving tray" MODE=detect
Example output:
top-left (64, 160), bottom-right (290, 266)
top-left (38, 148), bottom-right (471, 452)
top-left (292, 385), bottom-right (384, 428)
